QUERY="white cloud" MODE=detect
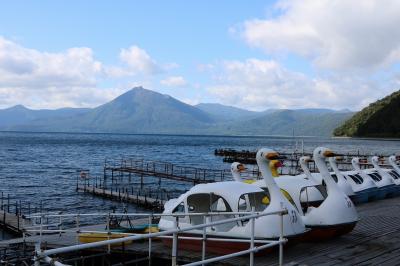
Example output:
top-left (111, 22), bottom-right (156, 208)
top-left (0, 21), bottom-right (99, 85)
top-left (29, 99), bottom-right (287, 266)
top-left (241, 0), bottom-right (400, 70)
top-left (207, 58), bottom-right (390, 111)
top-left (0, 36), bottom-right (114, 108)
top-left (160, 76), bottom-right (187, 87)
top-left (0, 37), bottom-right (176, 109)
top-left (0, 37), bottom-right (102, 89)
top-left (119, 45), bottom-right (161, 75)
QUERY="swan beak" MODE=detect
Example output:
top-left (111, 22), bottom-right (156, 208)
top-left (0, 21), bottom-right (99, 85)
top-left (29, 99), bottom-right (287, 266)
top-left (323, 150), bottom-right (335, 157)
top-left (266, 152), bottom-right (279, 160)
top-left (305, 158), bottom-right (312, 162)
top-left (274, 160), bottom-right (283, 168)
top-left (237, 164), bottom-right (247, 172)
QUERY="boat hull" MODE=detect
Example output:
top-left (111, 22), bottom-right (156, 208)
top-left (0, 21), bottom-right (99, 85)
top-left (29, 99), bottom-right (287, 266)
top-left (161, 232), bottom-right (305, 255)
top-left (350, 192), bottom-right (369, 204)
top-left (382, 184), bottom-right (399, 198)
top-left (304, 221), bottom-right (357, 241)
top-left (363, 187), bottom-right (385, 202)
top-left (78, 232), bottom-right (133, 246)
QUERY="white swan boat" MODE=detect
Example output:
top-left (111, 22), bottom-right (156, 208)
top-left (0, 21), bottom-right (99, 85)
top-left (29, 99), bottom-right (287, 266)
top-left (388, 155), bottom-right (400, 180)
top-left (244, 147), bottom-right (358, 240)
top-left (341, 157), bottom-right (384, 201)
top-left (328, 156), bottom-right (369, 204)
top-left (158, 152), bottom-right (307, 254)
top-left (353, 157), bottom-right (395, 199)
top-left (368, 156), bottom-right (400, 196)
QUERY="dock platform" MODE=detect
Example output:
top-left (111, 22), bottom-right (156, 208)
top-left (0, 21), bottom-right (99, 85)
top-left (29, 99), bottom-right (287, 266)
top-left (77, 184), bottom-right (166, 210)
top-left (3, 195), bottom-right (400, 265)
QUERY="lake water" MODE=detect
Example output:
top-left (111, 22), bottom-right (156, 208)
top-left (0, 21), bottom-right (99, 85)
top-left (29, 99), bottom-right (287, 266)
top-left (0, 132), bottom-right (399, 239)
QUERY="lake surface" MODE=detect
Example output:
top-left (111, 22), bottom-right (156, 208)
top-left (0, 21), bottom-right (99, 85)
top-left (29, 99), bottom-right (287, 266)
top-left (0, 132), bottom-right (399, 239)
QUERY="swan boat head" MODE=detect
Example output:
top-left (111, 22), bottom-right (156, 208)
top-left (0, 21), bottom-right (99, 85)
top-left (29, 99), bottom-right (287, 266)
top-left (230, 162), bottom-right (246, 182)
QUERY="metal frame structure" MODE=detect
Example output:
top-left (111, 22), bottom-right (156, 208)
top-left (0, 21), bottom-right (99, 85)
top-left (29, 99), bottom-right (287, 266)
top-left (25, 209), bottom-right (288, 266)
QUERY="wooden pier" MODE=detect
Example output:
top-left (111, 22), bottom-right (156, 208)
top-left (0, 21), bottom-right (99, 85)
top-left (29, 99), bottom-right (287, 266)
top-left (104, 157), bottom-right (231, 184)
top-left (0, 198), bottom-right (31, 236)
top-left (77, 184), bottom-right (167, 210)
top-left (3, 196), bottom-right (400, 265)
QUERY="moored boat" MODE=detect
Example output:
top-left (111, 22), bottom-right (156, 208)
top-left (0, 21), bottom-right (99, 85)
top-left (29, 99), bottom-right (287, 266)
top-left (158, 149), bottom-right (308, 255)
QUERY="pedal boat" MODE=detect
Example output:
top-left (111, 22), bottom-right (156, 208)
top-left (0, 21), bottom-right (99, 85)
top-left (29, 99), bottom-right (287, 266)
top-left (159, 162), bottom-right (307, 254)
top-left (347, 157), bottom-right (389, 200)
top-left (249, 147), bottom-right (359, 240)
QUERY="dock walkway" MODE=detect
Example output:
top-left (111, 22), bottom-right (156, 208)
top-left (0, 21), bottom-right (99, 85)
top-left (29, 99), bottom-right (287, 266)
top-left (77, 184), bottom-right (166, 210)
top-left (3, 196), bottom-right (400, 265)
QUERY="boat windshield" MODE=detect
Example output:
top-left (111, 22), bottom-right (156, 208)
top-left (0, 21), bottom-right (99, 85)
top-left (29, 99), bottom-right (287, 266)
top-left (368, 173), bottom-right (382, 182)
top-left (390, 170), bottom-right (400, 179)
top-left (348, 174), bottom-right (363, 184)
top-left (238, 191), bottom-right (269, 212)
top-left (186, 193), bottom-right (236, 231)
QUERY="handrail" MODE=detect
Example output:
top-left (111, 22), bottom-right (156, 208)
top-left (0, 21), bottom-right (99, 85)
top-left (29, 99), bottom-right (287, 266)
top-left (33, 209), bottom-right (288, 266)
top-left (25, 210), bottom-right (268, 219)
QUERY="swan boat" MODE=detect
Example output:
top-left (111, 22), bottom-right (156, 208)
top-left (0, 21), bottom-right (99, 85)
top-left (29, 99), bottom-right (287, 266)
top-left (388, 155), bottom-right (400, 180)
top-left (158, 161), bottom-right (307, 254)
top-left (247, 147), bottom-right (359, 240)
top-left (346, 157), bottom-right (389, 200)
top-left (367, 156), bottom-right (400, 195)
top-left (327, 157), bottom-right (369, 204)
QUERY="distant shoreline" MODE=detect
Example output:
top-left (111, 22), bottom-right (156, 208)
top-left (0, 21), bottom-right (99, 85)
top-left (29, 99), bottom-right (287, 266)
top-left (1, 130), bottom-right (400, 141)
top-left (0, 130), bottom-right (328, 139)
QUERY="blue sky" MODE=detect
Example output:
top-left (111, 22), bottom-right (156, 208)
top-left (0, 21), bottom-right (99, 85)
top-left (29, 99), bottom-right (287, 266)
top-left (1, 0), bottom-right (399, 110)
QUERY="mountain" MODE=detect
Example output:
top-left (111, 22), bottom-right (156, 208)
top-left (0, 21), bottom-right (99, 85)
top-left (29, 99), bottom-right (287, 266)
top-left (210, 109), bottom-right (353, 136)
top-left (195, 103), bottom-right (260, 121)
top-left (1, 87), bottom-right (353, 136)
top-left (8, 87), bottom-right (215, 134)
top-left (0, 105), bottom-right (89, 128)
top-left (334, 90), bottom-right (400, 138)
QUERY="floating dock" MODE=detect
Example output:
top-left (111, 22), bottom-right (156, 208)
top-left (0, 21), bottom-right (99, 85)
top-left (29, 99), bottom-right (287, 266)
top-left (0, 194), bottom-right (31, 235)
top-left (2, 196), bottom-right (400, 265)
top-left (103, 157), bottom-right (232, 184)
top-left (77, 184), bottom-right (167, 210)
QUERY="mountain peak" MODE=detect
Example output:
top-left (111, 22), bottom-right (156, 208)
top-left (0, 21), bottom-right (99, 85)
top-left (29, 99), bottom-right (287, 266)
top-left (8, 104), bottom-right (29, 111)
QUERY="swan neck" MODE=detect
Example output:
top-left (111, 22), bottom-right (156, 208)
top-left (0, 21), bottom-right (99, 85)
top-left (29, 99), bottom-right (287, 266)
top-left (329, 158), bottom-right (344, 179)
top-left (314, 156), bottom-right (337, 192)
top-left (352, 161), bottom-right (361, 171)
top-left (300, 160), bottom-right (312, 179)
top-left (390, 158), bottom-right (400, 173)
top-left (231, 171), bottom-right (242, 182)
top-left (257, 157), bottom-right (283, 199)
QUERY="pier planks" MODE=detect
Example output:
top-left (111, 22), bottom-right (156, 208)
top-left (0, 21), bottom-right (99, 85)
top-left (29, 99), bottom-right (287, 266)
top-left (0, 210), bottom-right (30, 235)
top-left (77, 185), bottom-right (166, 210)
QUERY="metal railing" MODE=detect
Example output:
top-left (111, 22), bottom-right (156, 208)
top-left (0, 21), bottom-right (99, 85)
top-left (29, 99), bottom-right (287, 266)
top-left (26, 209), bottom-right (288, 266)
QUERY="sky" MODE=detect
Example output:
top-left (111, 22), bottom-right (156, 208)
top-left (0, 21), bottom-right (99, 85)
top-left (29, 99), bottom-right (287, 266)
top-left (1, 0), bottom-right (400, 111)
